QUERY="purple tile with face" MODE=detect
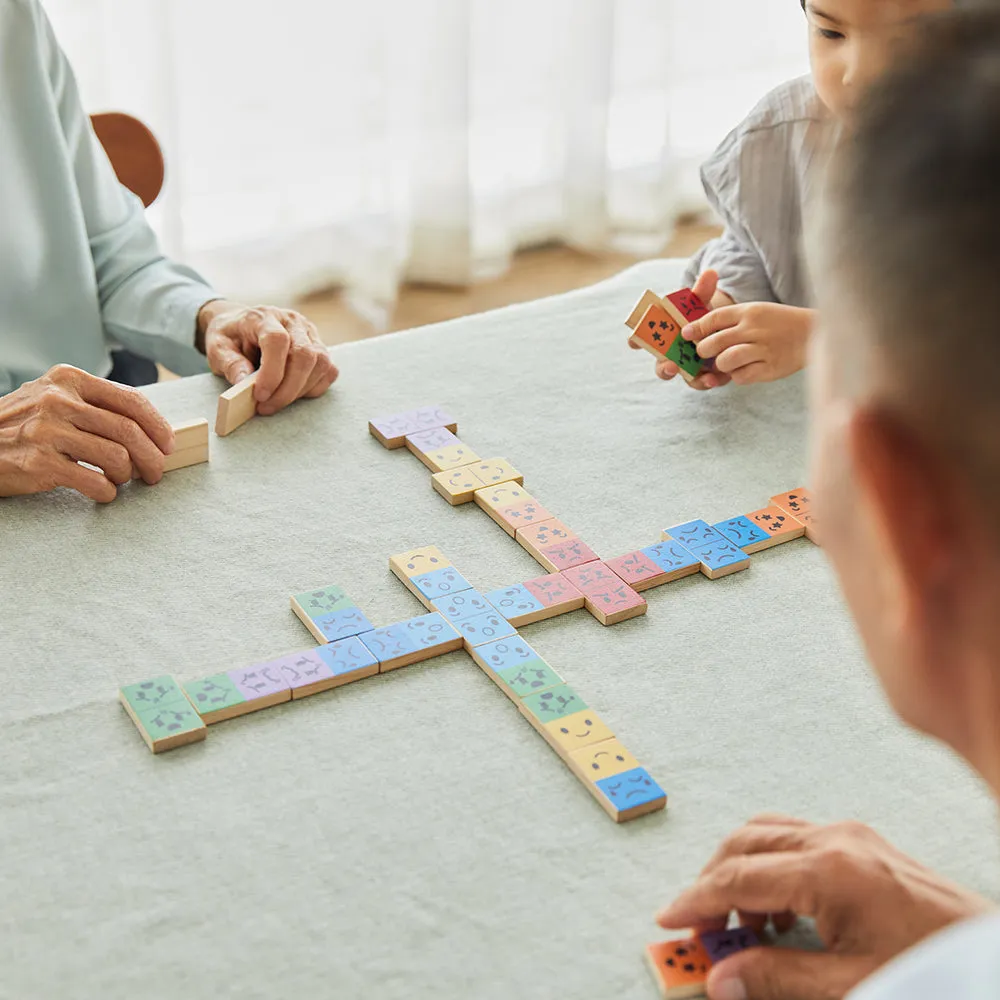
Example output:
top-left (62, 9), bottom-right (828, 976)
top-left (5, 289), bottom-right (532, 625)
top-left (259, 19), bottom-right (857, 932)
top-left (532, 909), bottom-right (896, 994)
top-left (272, 651), bottom-right (334, 692)
top-left (227, 662), bottom-right (291, 701)
top-left (698, 927), bottom-right (760, 964)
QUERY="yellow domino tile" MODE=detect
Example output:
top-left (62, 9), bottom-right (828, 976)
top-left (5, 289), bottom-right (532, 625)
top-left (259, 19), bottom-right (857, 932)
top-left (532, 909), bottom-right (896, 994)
top-left (469, 458), bottom-right (523, 488)
top-left (568, 738), bottom-right (640, 783)
top-left (389, 546), bottom-right (451, 580)
top-left (422, 443), bottom-right (481, 473)
top-left (542, 711), bottom-right (615, 757)
top-left (432, 466), bottom-right (487, 505)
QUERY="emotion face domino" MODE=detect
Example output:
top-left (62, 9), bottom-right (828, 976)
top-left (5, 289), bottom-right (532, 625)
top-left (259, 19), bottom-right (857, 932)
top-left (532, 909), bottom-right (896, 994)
top-left (481, 584), bottom-right (547, 627)
top-left (227, 663), bottom-right (293, 712)
top-left (569, 738), bottom-right (641, 783)
top-left (390, 546), bottom-right (450, 580)
top-left (663, 520), bottom-right (750, 580)
top-left (291, 587), bottom-right (373, 644)
top-left (273, 651), bottom-right (338, 699)
top-left (746, 506), bottom-right (806, 546)
top-left (493, 499), bottom-right (555, 538)
top-left (119, 676), bottom-right (207, 752)
top-left (495, 659), bottom-right (563, 701)
top-left (713, 515), bottom-right (773, 555)
top-left (291, 584), bottom-right (353, 618)
top-left (543, 711), bottom-right (616, 756)
top-left (583, 579), bottom-right (647, 626)
top-left (403, 613), bottom-right (463, 652)
top-left (469, 458), bottom-right (523, 487)
top-left (361, 624), bottom-right (416, 670)
top-left (522, 573), bottom-right (586, 616)
top-left (641, 542), bottom-right (701, 582)
top-left (665, 333), bottom-right (705, 382)
top-left (539, 537), bottom-right (600, 572)
top-left (420, 442), bottom-right (482, 474)
top-left (403, 427), bottom-right (466, 470)
top-left (454, 611), bottom-right (516, 649)
top-left (645, 937), bottom-right (711, 998)
top-left (369, 406), bottom-right (457, 449)
top-left (604, 551), bottom-right (668, 592)
top-left (411, 566), bottom-right (473, 605)
top-left (312, 607), bottom-right (376, 643)
top-left (315, 636), bottom-right (381, 688)
top-left (698, 927), bottom-right (760, 964)
top-left (120, 676), bottom-right (188, 713)
top-left (362, 615), bottom-right (462, 671)
top-left (559, 561), bottom-right (622, 597)
top-left (630, 303), bottom-right (683, 359)
top-left (771, 488), bottom-right (819, 544)
top-left (431, 589), bottom-right (498, 625)
top-left (183, 673), bottom-right (249, 723)
top-left (520, 684), bottom-right (588, 728)
top-left (431, 465), bottom-right (488, 505)
top-left (666, 288), bottom-right (710, 323)
top-left (470, 636), bottom-right (541, 676)
top-left (597, 767), bottom-right (666, 822)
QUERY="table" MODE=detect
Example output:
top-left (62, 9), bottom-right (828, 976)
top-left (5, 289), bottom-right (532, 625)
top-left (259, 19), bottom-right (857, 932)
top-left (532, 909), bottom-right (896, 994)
top-left (2, 260), bottom-right (997, 999)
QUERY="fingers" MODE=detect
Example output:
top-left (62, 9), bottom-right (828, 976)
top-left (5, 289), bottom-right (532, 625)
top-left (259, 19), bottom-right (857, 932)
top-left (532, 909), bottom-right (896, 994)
top-left (714, 344), bottom-right (764, 374)
top-left (252, 313), bottom-right (292, 404)
top-left (55, 427), bottom-right (133, 485)
top-left (682, 305), bottom-right (743, 344)
top-left (657, 853), bottom-right (820, 930)
top-left (692, 269), bottom-right (719, 306)
top-left (730, 362), bottom-right (770, 386)
top-left (67, 400), bottom-right (168, 485)
top-left (689, 370), bottom-right (732, 391)
top-left (303, 354), bottom-right (339, 398)
top-left (210, 340), bottom-right (256, 386)
top-left (707, 948), bottom-right (874, 1000)
top-left (656, 359), bottom-right (679, 381)
top-left (57, 457), bottom-right (119, 503)
top-left (701, 822), bottom-right (812, 878)
top-left (72, 369), bottom-right (174, 454)
top-left (258, 319), bottom-right (320, 415)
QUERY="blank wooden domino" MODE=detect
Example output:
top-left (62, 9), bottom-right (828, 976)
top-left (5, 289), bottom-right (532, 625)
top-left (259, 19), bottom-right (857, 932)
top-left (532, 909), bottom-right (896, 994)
top-left (474, 483), bottom-right (554, 538)
top-left (119, 676), bottom-right (207, 752)
top-left (404, 428), bottom-right (479, 473)
top-left (369, 406), bottom-right (457, 449)
top-left (172, 419), bottom-right (210, 451)
top-left (662, 520), bottom-right (750, 580)
top-left (215, 372), bottom-right (259, 437)
top-left (133, 419), bottom-right (210, 477)
top-left (359, 613), bottom-right (463, 671)
top-left (771, 488), bottom-right (819, 544)
top-left (560, 562), bottom-right (647, 626)
top-left (515, 519), bottom-right (600, 573)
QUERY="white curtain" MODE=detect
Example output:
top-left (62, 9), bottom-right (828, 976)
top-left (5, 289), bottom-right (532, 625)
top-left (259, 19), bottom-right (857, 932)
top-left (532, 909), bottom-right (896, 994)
top-left (43, 0), bottom-right (808, 318)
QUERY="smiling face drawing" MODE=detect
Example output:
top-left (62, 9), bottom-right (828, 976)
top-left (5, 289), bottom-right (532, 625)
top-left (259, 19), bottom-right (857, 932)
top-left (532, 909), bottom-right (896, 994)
top-left (569, 739), bottom-right (639, 780)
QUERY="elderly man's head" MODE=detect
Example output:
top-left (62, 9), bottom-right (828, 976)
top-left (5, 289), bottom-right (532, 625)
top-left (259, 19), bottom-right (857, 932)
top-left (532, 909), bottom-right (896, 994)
top-left (809, 8), bottom-right (1000, 789)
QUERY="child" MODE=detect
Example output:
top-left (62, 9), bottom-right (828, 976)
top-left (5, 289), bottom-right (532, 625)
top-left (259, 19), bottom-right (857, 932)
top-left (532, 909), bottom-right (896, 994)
top-left (648, 0), bottom-right (951, 390)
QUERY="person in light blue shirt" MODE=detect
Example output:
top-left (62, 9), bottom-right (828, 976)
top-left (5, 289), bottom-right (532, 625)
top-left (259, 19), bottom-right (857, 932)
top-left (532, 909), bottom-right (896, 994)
top-left (0, 0), bottom-right (338, 502)
top-left (656, 9), bottom-right (1000, 1000)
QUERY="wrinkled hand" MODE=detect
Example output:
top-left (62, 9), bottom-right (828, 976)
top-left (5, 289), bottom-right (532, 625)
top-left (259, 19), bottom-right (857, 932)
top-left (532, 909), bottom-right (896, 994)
top-left (0, 364), bottom-right (174, 502)
top-left (656, 815), bottom-right (993, 1000)
top-left (671, 301), bottom-right (814, 388)
top-left (199, 300), bottom-right (339, 416)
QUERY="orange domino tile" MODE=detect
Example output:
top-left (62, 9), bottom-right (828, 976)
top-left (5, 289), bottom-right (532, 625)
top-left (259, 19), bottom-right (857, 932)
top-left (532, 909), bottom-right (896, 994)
top-left (630, 303), bottom-right (683, 360)
top-left (770, 488), bottom-right (820, 545)
top-left (645, 938), bottom-right (712, 1000)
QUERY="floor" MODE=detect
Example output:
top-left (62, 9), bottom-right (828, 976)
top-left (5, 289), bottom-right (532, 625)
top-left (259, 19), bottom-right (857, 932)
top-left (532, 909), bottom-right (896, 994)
top-left (297, 221), bottom-right (719, 346)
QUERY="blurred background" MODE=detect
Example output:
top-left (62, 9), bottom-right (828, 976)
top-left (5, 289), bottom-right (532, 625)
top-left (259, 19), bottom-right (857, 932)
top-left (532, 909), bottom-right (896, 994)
top-left (47, 0), bottom-right (808, 345)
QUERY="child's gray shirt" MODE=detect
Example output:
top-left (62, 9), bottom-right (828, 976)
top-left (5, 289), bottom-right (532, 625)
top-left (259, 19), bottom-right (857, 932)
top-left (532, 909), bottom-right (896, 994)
top-left (683, 76), bottom-right (832, 308)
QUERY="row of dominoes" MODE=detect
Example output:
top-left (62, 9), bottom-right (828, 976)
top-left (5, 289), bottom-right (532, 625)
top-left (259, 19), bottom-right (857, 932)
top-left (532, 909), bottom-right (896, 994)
top-left (646, 927), bottom-right (761, 999)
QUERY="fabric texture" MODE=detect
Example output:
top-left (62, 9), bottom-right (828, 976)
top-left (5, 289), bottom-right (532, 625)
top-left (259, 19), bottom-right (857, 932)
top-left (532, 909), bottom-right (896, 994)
top-left (683, 75), bottom-right (832, 308)
top-left (0, 260), bottom-right (997, 999)
top-left (849, 914), bottom-right (1000, 1000)
top-left (0, 0), bottom-right (214, 396)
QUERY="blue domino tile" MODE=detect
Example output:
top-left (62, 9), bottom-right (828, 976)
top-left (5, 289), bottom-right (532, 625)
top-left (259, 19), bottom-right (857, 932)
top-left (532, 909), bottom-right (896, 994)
top-left (641, 541), bottom-right (700, 575)
top-left (665, 519), bottom-right (748, 572)
top-left (313, 606), bottom-right (376, 642)
top-left (401, 613), bottom-right (462, 650)
top-left (474, 636), bottom-right (541, 673)
top-left (411, 566), bottom-right (473, 602)
top-left (317, 636), bottom-right (380, 677)
top-left (483, 584), bottom-right (545, 620)
top-left (431, 589), bottom-right (498, 624)
top-left (454, 611), bottom-right (516, 647)
top-left (360, 624), bottom-right (417, 664)
top-left (713, 516), bottom-right (770, 553)
top-left (595, 767), bottom-right (666, 813)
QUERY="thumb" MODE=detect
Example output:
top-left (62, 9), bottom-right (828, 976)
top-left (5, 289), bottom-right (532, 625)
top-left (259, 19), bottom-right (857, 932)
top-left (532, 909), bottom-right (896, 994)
top-left (708, 947), bottom-right (875, 1000)
top-left (209, 340), bottom-right (255, 386)
top-left (693, 269), bottom-right (719, 308)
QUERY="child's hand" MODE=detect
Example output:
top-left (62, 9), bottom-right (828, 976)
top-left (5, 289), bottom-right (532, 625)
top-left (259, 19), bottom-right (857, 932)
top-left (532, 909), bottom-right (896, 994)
top-left (679, 303), bottom-right (815, 386)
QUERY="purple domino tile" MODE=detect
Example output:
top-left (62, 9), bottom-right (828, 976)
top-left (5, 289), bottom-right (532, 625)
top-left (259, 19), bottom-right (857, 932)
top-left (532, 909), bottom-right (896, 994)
top-left (411, 406), bottom-right (456, 431)
top-left (272, 651), bottom-right (334, 692)
top-left (228, 662), bottom-right (291, 701)
top-left (406, 427), bottom-right (462, 452)
top-left (699, 927), bottom-right (760, 963)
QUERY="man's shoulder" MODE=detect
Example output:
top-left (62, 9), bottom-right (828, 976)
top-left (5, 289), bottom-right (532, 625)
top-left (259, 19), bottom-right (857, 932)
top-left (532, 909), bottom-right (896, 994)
top-left (850, 914), bottom-right (1000, 1000)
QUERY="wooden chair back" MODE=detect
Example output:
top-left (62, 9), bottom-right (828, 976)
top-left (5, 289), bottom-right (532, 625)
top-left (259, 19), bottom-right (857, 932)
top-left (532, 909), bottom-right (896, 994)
top-left (90, 112), bottom-right (165, 208)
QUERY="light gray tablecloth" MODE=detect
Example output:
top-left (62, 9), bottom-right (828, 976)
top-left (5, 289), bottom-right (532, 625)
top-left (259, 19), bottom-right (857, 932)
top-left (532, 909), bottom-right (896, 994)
top-left (2, 260), bottom-right (998, 1000)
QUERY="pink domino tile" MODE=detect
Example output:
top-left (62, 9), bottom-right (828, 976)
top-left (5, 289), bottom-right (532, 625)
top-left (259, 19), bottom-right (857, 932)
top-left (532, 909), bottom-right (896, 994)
top-left (560, 561), bottom-right (625, 597)
top-left (523, 573), bottom-right (586, 613)
top-left (541, 538), bottom-right (600, 572)
top-left (604, 551), bottom-right (667, 592)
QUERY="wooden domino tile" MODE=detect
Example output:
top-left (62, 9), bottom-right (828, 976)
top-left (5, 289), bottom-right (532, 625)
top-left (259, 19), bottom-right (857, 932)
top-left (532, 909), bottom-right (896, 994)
top-left (119, 676), bottom-right (206, 752)
top-left (390, 549), bottom-right (472, 611)
top-left (431, 589), bottom-right (498, 625)
top-left (516, 519), bottom-right (599, 573)
top-left (360, 614), bottom-right (463, 672)
top-left (482, 584), bottom-right (550, 627)
top-left (290, 585), bottom-right (375, 644)
top-left (468, 458), bottom-right (523, 489)
top-left (567, 737), bottom-right (640, 784)
top-left (215, 372), bottom-right (259, 437)
top-left (469, 636), bottom-right (562, 704)
top-left (542, 711), bottom-right (616, 755)
top-left (522, 573), bottom-right (586, 619)
top-left (275, 642), bottom-right (379, 699)
top-left (162, 419), bottom-right (210, 473)
top-left (474, 483), bottom-right (553, 538)
top-left (771, 488), bottom-right (819, 544)
top-left (626, 289), bottom-right (666, 330)
top-left (665, 288), bottom-right (711, 323)
top-left (646, 929), bottom-right (761, 999)
top-left (185, 661), bottom-right (293, 722)
top-left (630, 303), bottom-right (684, 361)
top-left (662, 520), bottom-right (750, 580)
top-left (747, 506), bottom-right (806, 547)
top-left (404, 428), bottom-right (478, 472)
top-left (713, 515), bottom-right (776, 555)
top-left (431, 465), bottom-right (487, 505)
top-left (604, 550), bottom-right (672, 592)
top-left (369, 406), bottom-right (457, 450)
top-left (452, 610), bottom-right (517, 651)
top-left (560, 562), bottom-right (647, 626)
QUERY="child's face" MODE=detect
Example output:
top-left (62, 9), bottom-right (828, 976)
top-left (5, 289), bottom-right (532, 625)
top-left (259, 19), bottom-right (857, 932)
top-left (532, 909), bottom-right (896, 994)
top-left (805, 0), bottom-right (952, 119)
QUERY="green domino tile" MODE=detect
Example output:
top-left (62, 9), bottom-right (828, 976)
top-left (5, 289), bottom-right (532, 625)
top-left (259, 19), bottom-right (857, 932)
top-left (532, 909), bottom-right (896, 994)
top-left (295, 585), bottom-right (353, 618)
top-left (183, 673), bottom-right (246, 718)
top-left (136, 701), bottom-right (205, 739)
top-left (496, 659), bottom-right (564, 700)
top-left (521, 684), bottom-right (588, 724)
top-left (120, 676), bottom-right (188, 713)
top-left (665, 333), bottom-right (704, 378)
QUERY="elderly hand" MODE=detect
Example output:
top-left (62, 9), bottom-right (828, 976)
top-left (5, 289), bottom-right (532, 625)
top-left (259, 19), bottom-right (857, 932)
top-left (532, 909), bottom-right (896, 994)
top-left (656, 815), bottom-right (993, 1000)
top-left (198, 300), bottom-right (339, 416)
top-left (0, 364), bottom-right (174, 502)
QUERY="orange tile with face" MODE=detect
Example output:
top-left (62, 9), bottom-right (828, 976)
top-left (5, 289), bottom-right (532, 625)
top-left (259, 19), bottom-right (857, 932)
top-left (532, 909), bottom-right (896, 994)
top-left (632, 303), bottom-right (683, 357)
top-left (646, 937), bottom-right (711, 996)
top-left (746, 506), bottom-right (805, 540)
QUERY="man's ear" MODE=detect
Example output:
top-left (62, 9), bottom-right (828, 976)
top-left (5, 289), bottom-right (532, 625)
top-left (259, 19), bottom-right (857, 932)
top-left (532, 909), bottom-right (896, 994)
top-left (848, 405), bottom-right (961, 616)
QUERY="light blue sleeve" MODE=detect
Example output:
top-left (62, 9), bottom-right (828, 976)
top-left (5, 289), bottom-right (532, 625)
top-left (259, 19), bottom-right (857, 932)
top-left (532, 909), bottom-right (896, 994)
top-left (38, 5), bottom-right (215, 376)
